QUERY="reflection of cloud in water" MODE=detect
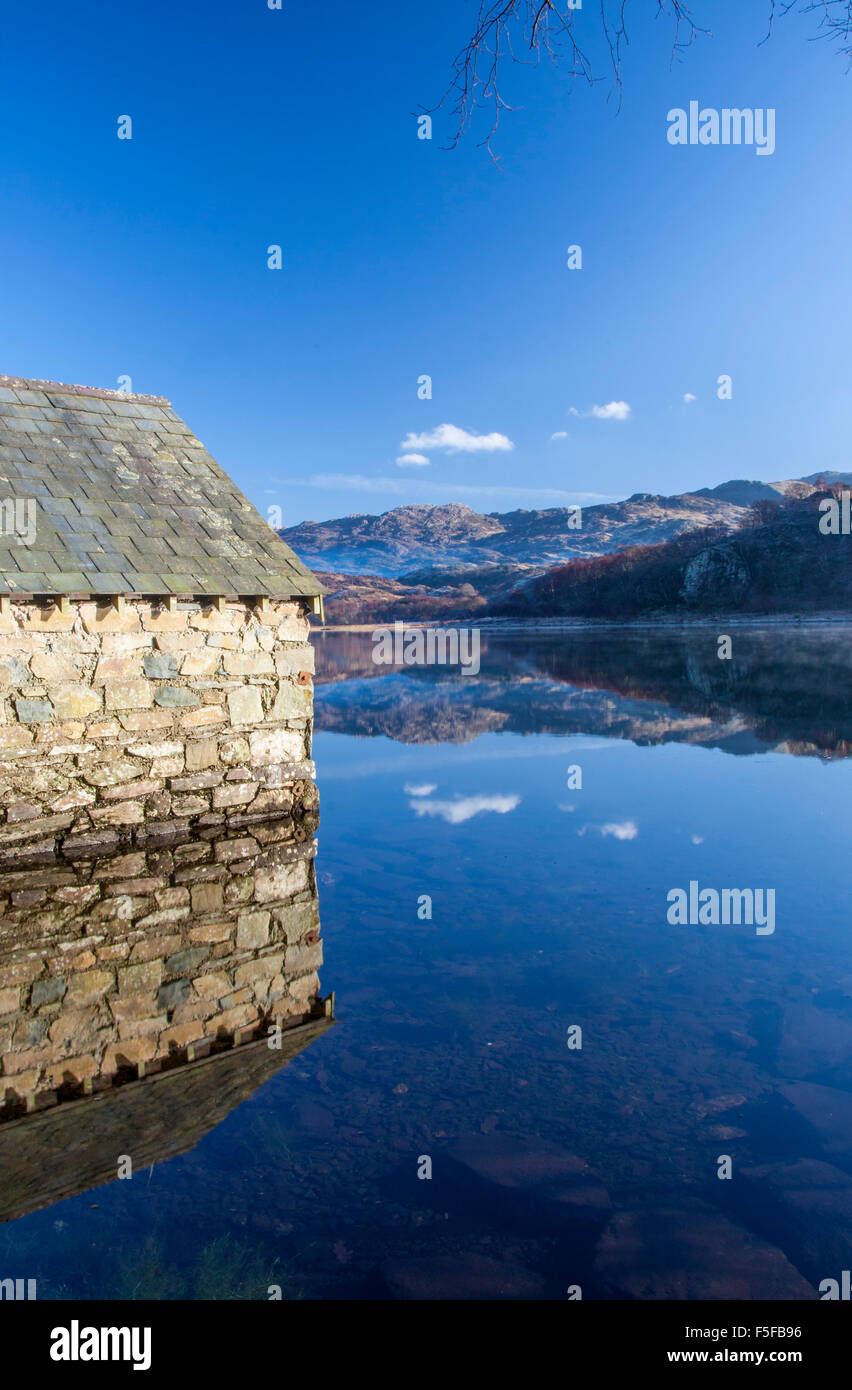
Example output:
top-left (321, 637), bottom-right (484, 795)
top-left (404, 782), bottom-right (438, 796)
top-left (409, 794), bottom-right (521, 824)
top-left (578, 820), bottom-right (638, 841)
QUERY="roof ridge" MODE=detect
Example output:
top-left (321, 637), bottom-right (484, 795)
top-left (0, 376), bottom-right (170, 406)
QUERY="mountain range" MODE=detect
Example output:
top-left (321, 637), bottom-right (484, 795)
top-left (281, 474), bottom-right (851, 579)
top-left (281, 473), bottom-right (852, 623)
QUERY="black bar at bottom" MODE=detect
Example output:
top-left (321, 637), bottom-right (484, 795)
top-left (1, 1297), bottom-right (843, 1377)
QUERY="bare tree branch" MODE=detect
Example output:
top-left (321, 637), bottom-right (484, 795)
top-left (428, 0), bottom-right (852, 159)
top-left (802, 0), bottom-right (852, 57)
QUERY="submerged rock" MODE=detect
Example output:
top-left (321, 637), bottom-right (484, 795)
top-left (593, 1202), bottom-right (815, 1300)
top-left (442, 1133), bottom-right (610, 1228)
top-left (739, 1159), bottom-right (852, 1286)
top-left (777, 1005), bottom-right (852, 1081)
top-left (780, 1081), bottom-right (852, 1162)
top-left (382, 1253), bottom-right (549, 1300)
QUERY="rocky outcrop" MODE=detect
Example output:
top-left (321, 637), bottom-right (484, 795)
top-left (680, 544), bottom-right (751, 606)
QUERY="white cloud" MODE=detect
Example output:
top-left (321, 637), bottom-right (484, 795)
top-left (600, 820), bottom-right (638, 840)
top-left (396, 454), bottom-right (430, 468)
top-left (558, 803), bottom-right (575, 813)
top-left (280, 473), bottom-right (618, 504)
top-left (683, 393), bottom-right (697, 404)
top-left (591, 401), bottom-right (631, 421)
top-left (404, 782), bottom-right (437, 796)
top-left (578, 820), bottom-right (638, 840)
top-left (409, 793), bottom-right (521, 824)
top-left (691, 834), bottom-right (704, 844)
top-left (550, 431), bottom-right (568, 440)
top-left (567, 402), bottom-right (631, 422)
top-left (400, 423), bottom-right (514, 454)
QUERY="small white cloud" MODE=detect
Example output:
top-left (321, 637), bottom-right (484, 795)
top-left (550, 431), bottom-right (568, 440)
top-left (409, 793), bottom-right (521, 824)
top-left (568, 407), bottom-right (580, 417)
top-left (396, 454), bottom-right (430, 468)
top-left (601, 820), bottom-right (638, 840)
top-left (579, 820), bottom-right (638, 840)
top-left (683, 393), bottom-right (697, 404)
top-left (591, 401), bottom-right (631, 422)
top-left (558, 803), bottom-right (575, 813)
top-left (405, 782), bottom-right (437, 796)
top-left (691, 834), bottom-right (704, 845)
top-left (400, 423), bottom-right (514, 455)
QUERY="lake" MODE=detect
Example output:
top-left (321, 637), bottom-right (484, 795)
top-left (2, 625), bottom-right (851, 1299)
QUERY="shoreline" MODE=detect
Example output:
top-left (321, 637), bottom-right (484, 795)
top-left (313, 612), bottom-right (852, 634)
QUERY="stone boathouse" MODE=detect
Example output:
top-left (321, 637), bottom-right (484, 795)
top-left (0, 376), bottom-right (324, 861)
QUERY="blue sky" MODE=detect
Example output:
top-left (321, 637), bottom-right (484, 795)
top-left (1, 1), bottom-right (851, 524)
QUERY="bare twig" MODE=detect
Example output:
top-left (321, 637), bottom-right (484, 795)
top-left (429, 0), bottom-right (852, 157)
top-left (427, 1), bottom-right (705, 158)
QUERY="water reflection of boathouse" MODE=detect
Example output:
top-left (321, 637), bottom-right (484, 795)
top-left (0, 822), bottom-right (333, 1224)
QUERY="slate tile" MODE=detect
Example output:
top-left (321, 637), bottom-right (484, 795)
top-left (0, 380), bottom-right (321, 599)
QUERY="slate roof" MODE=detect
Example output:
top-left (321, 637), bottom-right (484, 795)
top-left (0, 377), bottom-right (322, 600)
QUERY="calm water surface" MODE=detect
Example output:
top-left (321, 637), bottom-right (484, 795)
top-left (3, 627), bottom-right (852, 1299)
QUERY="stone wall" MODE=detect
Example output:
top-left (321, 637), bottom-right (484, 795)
top-left (0, 597), bottom-right (317, 859)
top-left (0, 822), bottom-right (325, 1116)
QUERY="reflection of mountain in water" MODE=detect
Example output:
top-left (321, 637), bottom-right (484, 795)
top-left (313, 628), bottom-right (852, 758)
top-left (0, 824), bottom-right (333, 1223)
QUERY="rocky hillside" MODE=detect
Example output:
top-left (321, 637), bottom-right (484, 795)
top-left (283, 491), bottom-right (762, 576)
top-left (693, 478), bottom-right (814, 506)
top-left (315, 563), bottom-right (536, 625)
top-left (282, 478), bottom-right (840, 578)
top-left (289, 476), bottom-right (847, 623)
top-left (314, 569), bottom-right (488, 625)
top-left (283, 503), bottom-right (504, 576)
top-left (489, 488), bottom-right (852, 619)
